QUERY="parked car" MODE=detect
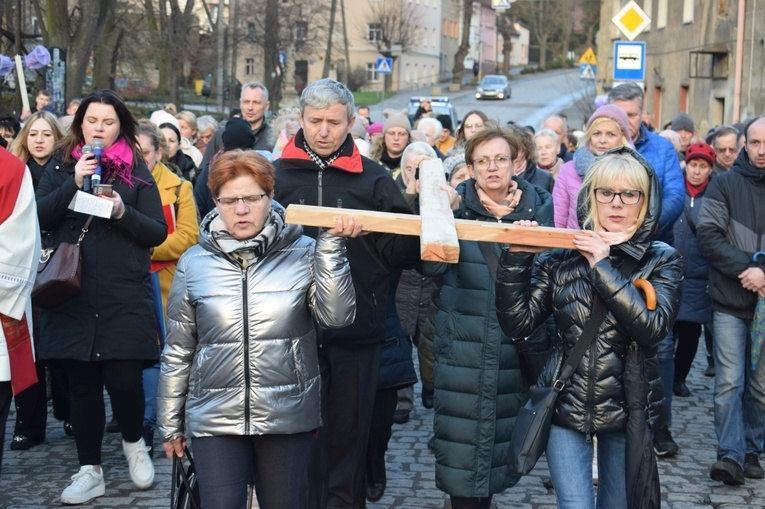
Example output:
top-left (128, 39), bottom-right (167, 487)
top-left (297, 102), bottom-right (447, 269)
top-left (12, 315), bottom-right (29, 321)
top-left (475, 75), bottom-right (511, 100)
top-left (114, 78), bottom-right (151, 99)
top-left (407, 96), bottom-right (460, 131)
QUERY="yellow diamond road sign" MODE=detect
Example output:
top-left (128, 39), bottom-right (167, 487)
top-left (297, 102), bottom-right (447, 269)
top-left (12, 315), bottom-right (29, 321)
top-left (579, 48), bottom-right (597, 65)
top-left (612, 0), bottom-right (651, 41)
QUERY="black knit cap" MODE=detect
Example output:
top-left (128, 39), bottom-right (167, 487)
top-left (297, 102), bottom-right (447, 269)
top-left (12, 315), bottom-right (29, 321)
top-left (222, 118), bottom-right (255, 151)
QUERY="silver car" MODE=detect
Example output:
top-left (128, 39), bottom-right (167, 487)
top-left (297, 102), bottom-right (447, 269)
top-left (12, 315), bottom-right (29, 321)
top-left (475, 75), bottom-right (511, 100)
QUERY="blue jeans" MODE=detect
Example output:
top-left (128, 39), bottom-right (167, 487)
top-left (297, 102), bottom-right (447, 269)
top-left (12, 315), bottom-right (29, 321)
top-left (193, 432), bottom-right (314, 509)
top-left (142, 362), bottom-right (159, 429)
top-left (712, 311), bottom-right (765, 465)
top-left (546, 425), bottom-right (626, 509)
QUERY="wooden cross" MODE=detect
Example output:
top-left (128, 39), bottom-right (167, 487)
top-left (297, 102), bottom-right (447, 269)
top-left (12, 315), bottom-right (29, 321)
top-left (284, 159), bottom-right (577, 263)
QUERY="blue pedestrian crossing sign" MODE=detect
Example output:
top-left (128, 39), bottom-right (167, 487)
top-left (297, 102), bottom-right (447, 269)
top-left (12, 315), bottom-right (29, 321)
top-left (580, 64), bottom-right (597, 80)
top-left (376, 58), bottom-right (393, 75)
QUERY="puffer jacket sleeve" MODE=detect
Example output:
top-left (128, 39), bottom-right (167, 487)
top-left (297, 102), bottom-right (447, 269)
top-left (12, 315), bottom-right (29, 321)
top-left (655, 140), bottom-right (685, 240)
top-left (588, 247), bottom-right (683, 349)
top-left (496, 250), bottom-right (554, 339)
top-left (308, 231), bottom-right (356, 328)
top-left (157, 254), bottom-right (198, 442)
top-left (553, 162), bottom-right (576, 228)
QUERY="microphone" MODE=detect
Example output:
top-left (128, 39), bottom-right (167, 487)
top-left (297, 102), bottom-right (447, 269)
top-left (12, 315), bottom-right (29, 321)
top-left (91, 140), bottom-right (104, 189)
top-left (81, 145), bottom-right (93, 193)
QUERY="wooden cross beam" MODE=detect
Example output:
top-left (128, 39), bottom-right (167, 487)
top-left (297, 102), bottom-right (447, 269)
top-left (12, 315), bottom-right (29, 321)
top-left (284, 205), bottom-right (578, 262)
top-left (285, 159), bottom-right (577, 263)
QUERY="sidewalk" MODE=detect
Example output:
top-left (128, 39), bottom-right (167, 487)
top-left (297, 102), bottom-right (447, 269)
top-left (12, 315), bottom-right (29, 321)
top-left (2, 340), bottom-right (764, 508)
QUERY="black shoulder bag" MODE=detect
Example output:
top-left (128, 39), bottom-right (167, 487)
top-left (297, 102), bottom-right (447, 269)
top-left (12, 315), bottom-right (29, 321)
top-left (504, 253), bottom-right (638, 475)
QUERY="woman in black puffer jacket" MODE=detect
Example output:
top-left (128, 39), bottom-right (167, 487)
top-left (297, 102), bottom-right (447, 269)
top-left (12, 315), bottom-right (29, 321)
top-left (497, 147), bottom-right (683, 509)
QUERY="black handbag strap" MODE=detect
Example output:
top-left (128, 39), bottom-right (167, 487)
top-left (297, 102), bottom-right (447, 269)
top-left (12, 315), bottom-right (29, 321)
top-left (171, 447), bottom-right (200, 509)
top-left (554, 255), bottom-right (639, 390)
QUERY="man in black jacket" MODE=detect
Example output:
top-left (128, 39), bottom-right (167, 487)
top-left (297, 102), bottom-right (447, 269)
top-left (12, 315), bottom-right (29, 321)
top-left (274, 78), bottom-right (420, 509)
top-left (199, 81), bottom-right (275, 166)
top-left (697, 116), bottom-right (765, 486)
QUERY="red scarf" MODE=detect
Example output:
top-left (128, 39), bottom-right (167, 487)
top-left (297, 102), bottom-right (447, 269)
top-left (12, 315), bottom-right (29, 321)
top-left (685, 178), bottom-right (710, 198)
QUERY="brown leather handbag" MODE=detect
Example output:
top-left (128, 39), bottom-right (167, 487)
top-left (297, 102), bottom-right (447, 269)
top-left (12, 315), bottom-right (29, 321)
top-left (32, 216), bottom-right (93, 309)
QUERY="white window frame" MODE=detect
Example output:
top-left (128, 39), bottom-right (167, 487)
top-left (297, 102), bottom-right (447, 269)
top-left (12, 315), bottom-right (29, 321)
top-left (366, 63), bottom-right (380, 83)
top-left (367, 23), bottom-right (382, 42)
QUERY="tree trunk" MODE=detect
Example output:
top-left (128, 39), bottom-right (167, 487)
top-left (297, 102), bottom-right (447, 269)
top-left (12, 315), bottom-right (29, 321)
top-left (46, 0), bottom-right (114, 104)
top-left (263, 0), bottom-right (281, 108)
top-left (322, 0), bottom-right (337, 78)
top-left (451, 0), bottom-right (472, 85)
top-left (539, 37), bottom-right (548, 69)
top-left (92, 7), bottom-right (121, 90)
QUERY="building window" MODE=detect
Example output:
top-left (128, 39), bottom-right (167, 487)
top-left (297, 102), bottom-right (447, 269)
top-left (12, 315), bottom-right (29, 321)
top-left (432, 28), bottom-right (436, 47)
top-left (367, 23), bottom-right (382, 42)
top-left (245, 58), bottom-right (255, 76)
top-left (295, 21), bottom-right (308, 40)
top-left (247, 22), bottom-right (255, 40)
top-left (657, 0), bottom-right (667, 29)
top-left (366, 63), bottom-right (380, 83)
top-left (719, 0), bottom-right (728, 14)
top-left (643, 0), bottom-right (653, 31)
top-left (443, 18), bottom-right (448, 37)
top-left (682, 0), bottom-right (694, 23)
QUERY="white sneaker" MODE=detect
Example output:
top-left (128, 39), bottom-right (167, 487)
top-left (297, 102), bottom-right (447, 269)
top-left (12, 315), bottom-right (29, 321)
top-left (123, 438), bottom-right (155, 489)
top-left (61, 465), bottom-right (105, 505)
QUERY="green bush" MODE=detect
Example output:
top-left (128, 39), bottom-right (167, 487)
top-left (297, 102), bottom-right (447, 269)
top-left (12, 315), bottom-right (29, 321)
top-left (520, 66), bottom-right (539, 75)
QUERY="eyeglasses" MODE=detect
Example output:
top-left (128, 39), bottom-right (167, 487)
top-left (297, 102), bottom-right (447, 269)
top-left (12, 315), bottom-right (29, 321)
top-left (216, 193), bottom-right (267, 209)
top-left (716, 147), bottom-right (737, 153)
top-left (472, 155), bottom-right (512, 170)
top-left (594, 188), bottom-right (643, 205)
top-left (464, 122), bottom-right (484, 130)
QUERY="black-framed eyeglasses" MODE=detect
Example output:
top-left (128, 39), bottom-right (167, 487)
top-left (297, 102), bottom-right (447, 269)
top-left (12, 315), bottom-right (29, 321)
top-left (594, 188), bottom-right (643, 205)
top-left (216, 194), bottom-right (267, 209)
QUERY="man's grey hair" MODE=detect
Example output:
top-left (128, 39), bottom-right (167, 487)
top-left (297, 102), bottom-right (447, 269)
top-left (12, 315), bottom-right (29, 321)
top-left (401, 141), bottom-right (437, 167)
top-left (608, 82), bottom-right (644, 111)
top-left (241, 81), bottom-right (269, 102)
top-left (417, 117), bottom-right (443, 139)
top-left (711, 125), bottom-right (739, 145)
top-left (534, 127), bottom-right (559, 145)
top-left (300, 79), bottom-right (355, 121)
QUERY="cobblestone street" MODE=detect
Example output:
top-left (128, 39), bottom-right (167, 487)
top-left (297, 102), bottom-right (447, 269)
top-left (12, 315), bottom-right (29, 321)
top-left (2, 343), bottom-right (764, 508)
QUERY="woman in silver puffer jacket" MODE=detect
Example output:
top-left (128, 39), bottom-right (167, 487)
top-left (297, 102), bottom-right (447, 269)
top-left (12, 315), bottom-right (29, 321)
top-left (157, 150), bottom-right (357, 509)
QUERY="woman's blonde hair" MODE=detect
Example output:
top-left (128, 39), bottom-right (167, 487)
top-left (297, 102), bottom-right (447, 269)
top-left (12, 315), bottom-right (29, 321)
top-left (580, 117), bottom-right (630, 150)
top-left (580, 152), bottom-right (650, 231)
top-left (10, 111), bottom-right (64, 163)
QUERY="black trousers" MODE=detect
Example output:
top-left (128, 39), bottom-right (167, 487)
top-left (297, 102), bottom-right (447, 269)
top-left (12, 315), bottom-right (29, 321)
top-left (673, 320), bottom-right (703, 382)
top-left (64, 359), bottom-right (145, 466)
top-left (0, 381), bottom-right (12, 475)
top-left (11, 361), bottom-right (47, 441)
top-left (309, 341), bottom-right (381, 509)
top-left (365, 387), bottom-right (398, 487)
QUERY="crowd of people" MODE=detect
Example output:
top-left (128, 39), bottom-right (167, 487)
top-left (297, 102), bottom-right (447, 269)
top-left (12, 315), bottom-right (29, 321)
top-left (0, 77), bottom-right (763, 509)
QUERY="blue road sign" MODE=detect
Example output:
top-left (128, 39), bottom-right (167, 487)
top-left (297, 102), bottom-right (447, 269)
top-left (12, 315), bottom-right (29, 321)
top-left (580, 64), bottom-right (597, 80)
top-left (613, 41), bottom-right (646, 81)
top-left (376, 57), bottom-right (393, 75)
top-left (277, 52), bottom-right (287, 66)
